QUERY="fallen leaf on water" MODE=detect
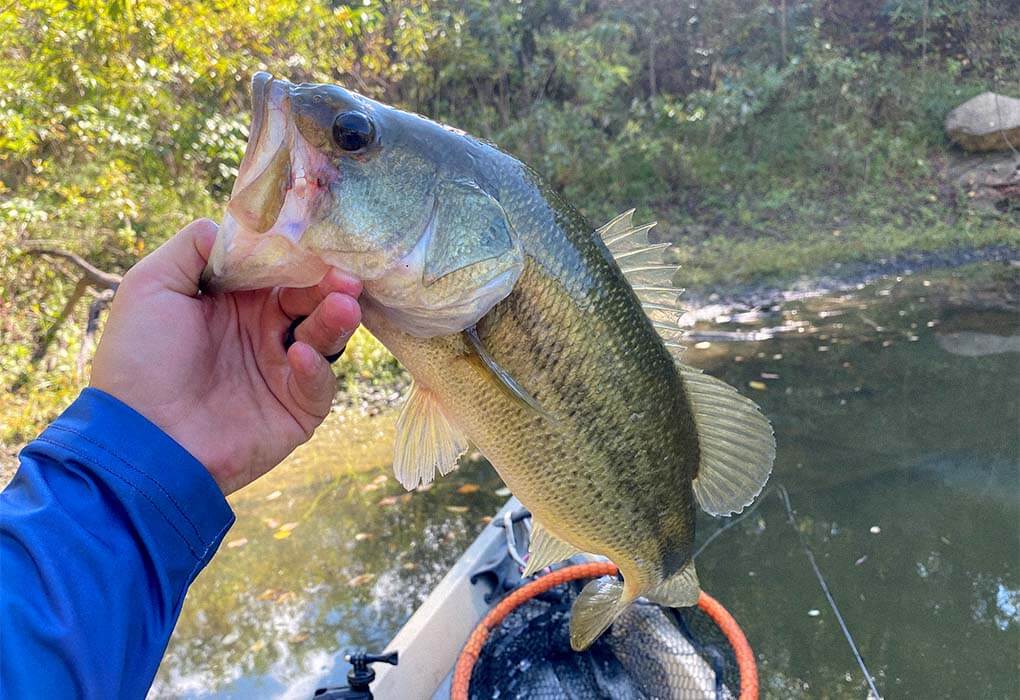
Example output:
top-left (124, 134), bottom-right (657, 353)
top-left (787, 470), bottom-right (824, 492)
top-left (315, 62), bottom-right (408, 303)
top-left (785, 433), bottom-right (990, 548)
top-left (457, 483), bottom-right (481, 494)
top-left (278, 522), bottom-right (299, 532)
top-left (226, 538), bottom-right (248, 548)
top-left (275, 591), bottom-right (296, 605)
top-left (273, 530), bottom-right (292, 540)
top-left (265, 490), bottom-right (282, 501)
top-left (694, 341), bottom-right (711, 349)
top-left (257, 588), bottom-right (283, 601)
top-left (372, 474), bottom-right (388, 485)
top-left (760, 372), bottom-right (780, 380)
top-left (402, 562), bottom-right (416, 571)
top-left (480, 516), bottom-right (493, 525)
top-left (221, 630), bottom-right (240, 645)
top-left (354, 532), bottom-right (373, 542)
top-left (362, 483), bottom-right (381, 492)
top-left (288, 631), bottom-right (310, 644)
top-left (263, 518), bottom-right (280, 529)
top-left (348, 573), bottom-right (375, 587)
top-left (494, 487), bottom-right (511, 497)
top-left (249, 639), bottom-right (267, 653)
top-left (748, 381), bottom-right (767, 391)
top-left (378, 496), bottom-right (399, 507)
top-left (446, 505), bottom-right (469, 513)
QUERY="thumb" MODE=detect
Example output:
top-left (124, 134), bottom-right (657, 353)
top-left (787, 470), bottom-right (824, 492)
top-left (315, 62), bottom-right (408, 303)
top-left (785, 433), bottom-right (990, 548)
top-left (132, 219), bottom-right (219, 296)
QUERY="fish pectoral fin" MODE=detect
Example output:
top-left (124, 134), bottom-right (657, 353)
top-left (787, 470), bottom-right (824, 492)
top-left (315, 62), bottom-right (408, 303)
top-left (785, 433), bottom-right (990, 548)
top-left (570, 575), bottom-right (632, 651)
top-left (645, 561), bottom-right (701, 608)
top-left (393, 381), bottom-right (468, 490)
top-left (464, 325), bottom-right (551, 418)
top-left (522, 521), bottom-right (584, 577)
top-left (680, 363), bottom-right (776, 516)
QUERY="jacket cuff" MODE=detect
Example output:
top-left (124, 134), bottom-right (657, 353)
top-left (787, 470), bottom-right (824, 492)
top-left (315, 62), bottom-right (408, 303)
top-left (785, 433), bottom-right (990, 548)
top-left (34, 387), bottom-right (235, 567)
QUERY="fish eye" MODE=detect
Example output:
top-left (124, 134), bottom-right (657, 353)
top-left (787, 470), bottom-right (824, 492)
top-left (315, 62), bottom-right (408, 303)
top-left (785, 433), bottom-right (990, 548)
top-left (332, 111), bottom-right (375, 152)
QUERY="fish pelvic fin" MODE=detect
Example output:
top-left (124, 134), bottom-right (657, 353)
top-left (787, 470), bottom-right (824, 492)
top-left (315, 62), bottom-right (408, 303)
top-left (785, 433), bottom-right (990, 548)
top-left (393, 381), bottom-right (468, 490)
top-left (522, 520), bottom-right (585, 577)
top-left (679, 363), bottom-right (776, 516)
top-left (569, 575), bottom-right (635, 651)
top-left (645, 560), bottom-right (701, 608)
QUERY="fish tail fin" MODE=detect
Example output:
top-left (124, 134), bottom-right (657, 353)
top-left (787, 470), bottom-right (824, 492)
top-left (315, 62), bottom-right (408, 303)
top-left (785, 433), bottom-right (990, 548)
top-left (569, 575), bottom-right (635, 651)
top-left (645, 560), bottom-right (701, 608)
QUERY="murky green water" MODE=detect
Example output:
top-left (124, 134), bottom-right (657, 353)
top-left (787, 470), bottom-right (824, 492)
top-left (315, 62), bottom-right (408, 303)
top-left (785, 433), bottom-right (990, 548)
top-left (152, 262), bottom-right (1019, 699)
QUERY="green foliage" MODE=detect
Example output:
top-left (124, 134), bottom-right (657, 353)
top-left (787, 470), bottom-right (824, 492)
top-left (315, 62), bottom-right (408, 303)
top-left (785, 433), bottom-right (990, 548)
top-left (1, 0), bottom-right (1017, 446)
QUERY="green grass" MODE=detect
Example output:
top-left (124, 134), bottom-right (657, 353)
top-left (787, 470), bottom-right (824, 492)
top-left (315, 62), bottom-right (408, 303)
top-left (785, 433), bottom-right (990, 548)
top-left (674, 218), bottom-right (1019, 290)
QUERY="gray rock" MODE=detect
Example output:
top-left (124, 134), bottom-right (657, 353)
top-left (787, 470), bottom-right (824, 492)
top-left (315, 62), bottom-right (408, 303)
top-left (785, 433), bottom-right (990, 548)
top-left (945, 92), bottom-right (1020, 152)
top-left (948, 151), bottom-right (1019, 209)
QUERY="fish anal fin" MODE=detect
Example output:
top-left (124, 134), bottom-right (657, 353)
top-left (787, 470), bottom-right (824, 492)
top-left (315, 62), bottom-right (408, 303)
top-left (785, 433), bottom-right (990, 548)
top-left (393, 382), bottom-right (468, 491)
top-left (522, 521), bottom-right (583, 577)
top-left (679, 364), bottom-right (776, 516)
top-left (570, 575), bottom-right (634, 651)
top-left (645, 561), bottom-right (701, 608)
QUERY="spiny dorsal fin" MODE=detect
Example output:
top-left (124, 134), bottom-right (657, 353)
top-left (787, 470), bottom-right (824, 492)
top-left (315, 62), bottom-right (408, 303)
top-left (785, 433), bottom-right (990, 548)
top-left (678, 364), bottom-right (775, 516)
top-left (598, 209), bottom-right (685, 353)
top-left (522, 520), bottom-right (584, 577)
top-left (393, 382), bottom-right (468, 490)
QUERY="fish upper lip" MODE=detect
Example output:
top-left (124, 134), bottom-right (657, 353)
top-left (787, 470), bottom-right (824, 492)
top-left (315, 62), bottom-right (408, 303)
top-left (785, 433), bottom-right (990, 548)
top-left (243, 72), bottom-right (274, 169)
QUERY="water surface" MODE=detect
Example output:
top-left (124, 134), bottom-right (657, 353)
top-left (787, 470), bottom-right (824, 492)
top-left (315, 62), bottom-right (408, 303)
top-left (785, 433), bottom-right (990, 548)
top-left (152, 262), bottom-right (1019, 699)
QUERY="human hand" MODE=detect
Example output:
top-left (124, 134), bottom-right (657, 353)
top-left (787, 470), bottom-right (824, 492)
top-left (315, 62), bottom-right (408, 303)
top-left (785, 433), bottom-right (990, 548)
top-left (91, 219), bottom-right (362, 495)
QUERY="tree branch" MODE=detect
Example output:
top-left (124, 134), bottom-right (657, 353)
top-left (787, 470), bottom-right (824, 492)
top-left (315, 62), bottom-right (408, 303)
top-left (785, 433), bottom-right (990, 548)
top-left (23, 247), bottom-right (123, 367)
top-left (24, 247), bottom-right (122, 290)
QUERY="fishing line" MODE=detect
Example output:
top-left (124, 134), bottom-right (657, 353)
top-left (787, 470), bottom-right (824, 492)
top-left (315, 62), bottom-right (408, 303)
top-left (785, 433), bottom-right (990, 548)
top-left (777, 484), bottom-right (882, 700)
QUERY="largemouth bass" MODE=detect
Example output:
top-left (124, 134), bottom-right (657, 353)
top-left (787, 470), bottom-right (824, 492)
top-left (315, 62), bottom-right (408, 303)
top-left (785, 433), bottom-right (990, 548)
top-left (201, 73), bottom-right (775, 650)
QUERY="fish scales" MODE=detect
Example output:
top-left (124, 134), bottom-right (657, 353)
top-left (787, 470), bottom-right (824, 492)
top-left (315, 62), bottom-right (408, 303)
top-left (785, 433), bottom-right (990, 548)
top-left (366, 180), bottom-right (700, 587)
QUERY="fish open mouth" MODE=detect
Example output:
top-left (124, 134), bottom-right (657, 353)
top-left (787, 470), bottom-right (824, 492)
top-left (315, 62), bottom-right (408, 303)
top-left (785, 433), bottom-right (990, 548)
top-left (200, 73), bottom-right (338, 293)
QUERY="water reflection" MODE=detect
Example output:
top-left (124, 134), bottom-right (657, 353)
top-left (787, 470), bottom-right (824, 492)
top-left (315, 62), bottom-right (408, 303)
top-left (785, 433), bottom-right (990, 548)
top-left (152, 262), bottom-right (1019, 699)
top-left (151, 413), bottom-right (505, 698)
top-left (689, 262), bottom-right (1019, 699)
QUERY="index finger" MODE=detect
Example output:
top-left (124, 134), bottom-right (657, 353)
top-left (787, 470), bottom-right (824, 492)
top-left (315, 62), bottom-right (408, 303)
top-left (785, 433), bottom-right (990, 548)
top-left (278, 268), bottom-right (362, 319)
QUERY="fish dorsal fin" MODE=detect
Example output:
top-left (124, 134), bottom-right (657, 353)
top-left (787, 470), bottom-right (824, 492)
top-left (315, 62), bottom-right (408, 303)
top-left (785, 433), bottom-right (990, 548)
top-left (678, 364), bottom-right (775, 516)
top-left (522, 520), bottom-right (584, 577)
top-left (393, 382), bottom-right (468, 490)
top-left (645, 560), bottom-right (701, 608)
top-left (598, 210), bottom-right (685, 354)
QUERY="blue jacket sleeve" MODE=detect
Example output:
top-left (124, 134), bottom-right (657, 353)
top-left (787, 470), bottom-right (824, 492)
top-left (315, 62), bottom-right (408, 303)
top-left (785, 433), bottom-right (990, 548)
top-left (1, 388), bottom-right (235, 699)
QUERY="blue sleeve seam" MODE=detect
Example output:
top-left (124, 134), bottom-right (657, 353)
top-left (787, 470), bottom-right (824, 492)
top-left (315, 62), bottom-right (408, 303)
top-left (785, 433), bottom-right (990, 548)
top-left (188, 517), bottom-right (233, 584)
top-left (47, 423), bottom-right (206, 542)
top-left (33, 436), bottom-right (205, 561)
